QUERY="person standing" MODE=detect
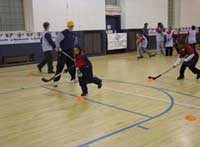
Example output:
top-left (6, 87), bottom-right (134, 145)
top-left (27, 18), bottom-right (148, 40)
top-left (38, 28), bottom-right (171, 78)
top-left (142, 23), bottom-right (149, 41)
top-left (37, 22), bottom-right (56, 74)
top-left (142, 22), bottom-right (150, 49)
top-left (156, 22), bottom-right (165, 55)
top-left (165, 27), bottom-right (174, 56)
top-left (174, 28), bottom-right (183, 54)
top-left (187, 25), bottom-right (197, 49)
top-left (53, 21), bottom-right (77, 87)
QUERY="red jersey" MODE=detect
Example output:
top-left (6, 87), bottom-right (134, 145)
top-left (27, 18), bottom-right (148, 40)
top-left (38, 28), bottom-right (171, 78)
top-left (179, 45), bottom-right (194, 58)
top-left (156, 27), bottom-right (162, 33)
top-left (75, 51), bottom-right (90, 68)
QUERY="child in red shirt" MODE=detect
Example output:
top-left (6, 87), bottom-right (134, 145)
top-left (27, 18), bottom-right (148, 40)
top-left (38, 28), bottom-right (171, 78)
top-left (173, 42), bottom-right (200, 80)
top-left (74, 47), bottom-right (102, 96)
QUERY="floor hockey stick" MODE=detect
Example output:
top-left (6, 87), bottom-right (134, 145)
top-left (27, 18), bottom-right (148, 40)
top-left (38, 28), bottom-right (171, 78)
top-left (61, 51), bottom-right (75, 62)
top-left (148, 66), bottom-right (174, 80)
top-left (41, 50), bottom-right (75, 82)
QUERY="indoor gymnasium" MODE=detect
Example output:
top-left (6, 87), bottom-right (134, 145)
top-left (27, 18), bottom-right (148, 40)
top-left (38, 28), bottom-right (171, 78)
top-left (0, 0), bottom-right (200, 147)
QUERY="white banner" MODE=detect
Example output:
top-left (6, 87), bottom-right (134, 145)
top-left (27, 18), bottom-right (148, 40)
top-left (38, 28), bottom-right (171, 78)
top-left (0, 32), bottom-right (58, 45)
top-left (107, 33), bottom-right (127, 50)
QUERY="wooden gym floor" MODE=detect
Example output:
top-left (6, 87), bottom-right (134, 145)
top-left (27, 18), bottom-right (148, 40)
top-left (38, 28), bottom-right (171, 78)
top-left (0, 52), bottom-right (200, 147)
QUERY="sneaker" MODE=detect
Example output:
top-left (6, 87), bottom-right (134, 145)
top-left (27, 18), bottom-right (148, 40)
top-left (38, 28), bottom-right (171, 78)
top-left (37, 65), bottom-right (42, 73)
top-left (98, 81), bottom-right (102, 89)
top-left (81, 92), bottom-right (88, 96)
top-left (148, 54), bottom-right (152, 58)
top-left (53, 81), bottom-right (58, 87)
top-left (64, 69), bottom-right (69, 73)
top-left (69, 78), bottom-right (77, 84)
top-left (137, 56), bottom-right (143, 60)
top-left (197, 73), bottom-right (200, 79)
top-left (177, 76), bottom-right (184, 80)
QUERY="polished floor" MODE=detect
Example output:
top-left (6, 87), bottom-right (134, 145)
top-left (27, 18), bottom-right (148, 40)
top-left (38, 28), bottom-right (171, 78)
top-left (0, 52), bottom-right (200, 147)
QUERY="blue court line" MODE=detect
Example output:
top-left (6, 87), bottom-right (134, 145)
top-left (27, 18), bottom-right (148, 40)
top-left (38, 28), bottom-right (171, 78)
top-left (42, 86), bottom-right (152, 118)
top-left (77, 87), bottom-right (174, 147)
top-left (103, 79), bottom-right (200, 100)
top-left (159, 88), bottom-right (200, 100)
top-left (86, 98), bottom-right (152, 118)
top-left (137, 125), bottom-right (149, 130)
top-left (41, 79), bottom-right (175, 147)
top-left (1, 77), bottom-right (199, 101)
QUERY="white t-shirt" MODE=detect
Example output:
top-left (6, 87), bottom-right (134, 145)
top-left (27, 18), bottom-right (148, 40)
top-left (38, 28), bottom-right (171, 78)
top-left (188, 30), bottom-right (197, 44)
top-left (156, 27), bottom-right (164, 42)
top-left (165, 31), bottom-right (174, 47)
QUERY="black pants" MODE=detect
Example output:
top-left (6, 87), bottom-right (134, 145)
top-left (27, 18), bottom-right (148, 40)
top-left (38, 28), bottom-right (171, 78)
top-left (165, 47), bottom-right (173, 56)
top-left (174, 44), bottom-right (179, 54)
top-left (179, 53), bottom-right (200, 77)
top-left (54, 52), bottom-right (76, 82)
top-left (38, 51), bottom-right (53, 72)
top-left (78, 65), bottom-right (102, 94)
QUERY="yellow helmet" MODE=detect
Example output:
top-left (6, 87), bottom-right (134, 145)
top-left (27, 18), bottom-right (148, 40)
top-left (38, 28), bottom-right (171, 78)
top-left (67, 21), bottom-right (74, 27)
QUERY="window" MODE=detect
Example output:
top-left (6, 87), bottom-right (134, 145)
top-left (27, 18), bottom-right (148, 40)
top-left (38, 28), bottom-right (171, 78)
top-left (106, 0), bottom-right (119, 6)
top-left (0, 0), bottom-right (25, 31)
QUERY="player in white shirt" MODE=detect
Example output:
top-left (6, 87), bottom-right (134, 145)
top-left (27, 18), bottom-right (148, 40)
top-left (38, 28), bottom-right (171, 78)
top-left (187, 25), bottom-right (197, 49)
top-left (165, 27), bottom-right (174, 56)
top-left (156, 22), bottom-right (165, 55)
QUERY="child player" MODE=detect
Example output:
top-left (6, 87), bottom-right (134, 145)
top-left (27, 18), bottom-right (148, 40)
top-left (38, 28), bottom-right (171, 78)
top-left (156, 22), bottom-right (165, 55)
top-left (174, 28), bottom-right (183, 54)
top-left (72, 47), bottom-right (102, 96)
top-left (136, 33), bottom-right (153, 59)
top-left (187, 25), bottom-right (198, 49)
top-left (173, 41), bottom-right (200, 80)
top-left (165, 27), bottom-right (174, 56)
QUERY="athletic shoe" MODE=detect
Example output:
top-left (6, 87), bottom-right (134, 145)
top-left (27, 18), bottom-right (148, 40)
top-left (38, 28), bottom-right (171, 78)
top-left (37, 65), bottom-right (42, 73)
top-left (69, 79), bottom-right (77, 84)
top-left (149, 54), bottom-right (154, 58)
top-left (137, 56), bottom-right (143, 60)
top-left (53, 81), bottom-right (58, 87)
top-left (98, 80), bottom-right (102, 89)
top-left (177, 76), bottom-right (184, 80)
top-left (150, 53), bottom-right (156, 57)
top-left (81, 92), bottom-right (88, 96)
top-left (64, 69), bottom-right (69, 73)
top-left (197, 73), bottom-right (200, 79)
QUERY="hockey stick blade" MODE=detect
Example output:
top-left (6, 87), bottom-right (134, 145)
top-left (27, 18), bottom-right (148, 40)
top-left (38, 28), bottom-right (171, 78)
top-left (148, 74), bottom-right (161, 80)
top-left (41, 73), bottom-right (62, 83)
top-left (41, 77), bottom-right (54, 82)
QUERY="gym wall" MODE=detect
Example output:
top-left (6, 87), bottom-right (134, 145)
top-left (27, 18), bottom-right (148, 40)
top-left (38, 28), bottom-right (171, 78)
top-left (179, 0), bottom-right (200, 27)
top-left (25, 0), bottom-right (106, 32)
top-left (120, 0), bottom-right (168, 29)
